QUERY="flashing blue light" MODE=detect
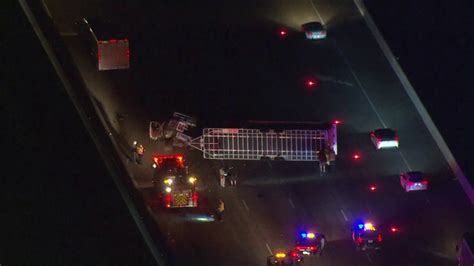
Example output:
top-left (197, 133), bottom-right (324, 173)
top-left (300, 233), bottom-right (307, 238)
top-left (357, 224), bottom-right (364, 230)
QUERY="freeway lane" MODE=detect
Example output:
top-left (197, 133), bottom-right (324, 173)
top-left (41, 0), bottom-right (474, 265)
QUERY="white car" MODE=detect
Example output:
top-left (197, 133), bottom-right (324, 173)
top-left (149, 121), bottom-right (162, 140)
top-left (301, 22), bottom-right (327, 40)
top-left (400, 171), bottom-right (429, 192)
top-left (370, 128), bottom-right (399, 149)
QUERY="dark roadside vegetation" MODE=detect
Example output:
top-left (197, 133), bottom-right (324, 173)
top-left (2, 2), bottom-right (156, 265)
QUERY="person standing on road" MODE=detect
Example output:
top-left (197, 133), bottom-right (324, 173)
top-left (136, 144), bottom-right (145, 164)
top-left (130, 141), bottom-right (138, 163)
top-left (216, 199), bottom-right (225, 222)
top-left (228, 167), bottom-right (237, 186)
top-left (318, 150), bottom-right (327, 174)
top-left (219, 167), bottom-right (226, 188)
top-left (326, 145), bottom-right (336, 172)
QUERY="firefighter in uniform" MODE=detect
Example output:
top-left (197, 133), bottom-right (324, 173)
top-left (216, 199), bottom-right (225, 221)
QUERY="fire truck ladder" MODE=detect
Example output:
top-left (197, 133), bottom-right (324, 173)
top-left (187, 128), bottom-right (329, 161)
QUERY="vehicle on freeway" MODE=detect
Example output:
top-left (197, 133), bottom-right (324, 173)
top-left (301, 22), bottom-right (327, 40)
top-left (267, 251), bottom-right (304, 266)
top-left (370, 128), bottom-right (399, 149)
top-left (149, 121), bottom-right (163, 140)
top-left (400, 171), bottom-right (428, 192)
top-left (351, 222), bottom-right (383, 251)
top-left (151, 155), bottom-right (198, 208)
top-left (294, 231), bottom-right (326, 256)
top-left (457, 232), bottom-right (474, 266)
top-left (76, 17), bottom-right (130, 71)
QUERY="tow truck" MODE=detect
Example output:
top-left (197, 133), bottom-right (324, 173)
top-left (294, 231), bottom-right (326, 256)
top-left (151, 155), bottom-right (198, 208)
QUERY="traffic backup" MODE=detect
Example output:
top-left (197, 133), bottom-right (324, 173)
top-left (151, 155), bottom-right (198, 208)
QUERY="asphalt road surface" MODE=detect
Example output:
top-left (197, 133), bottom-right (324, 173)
top-left (42, 0), bottom-right (473, 265)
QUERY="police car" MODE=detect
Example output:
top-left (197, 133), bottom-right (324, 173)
top-left (294, 231), bottom-right (326, 256)
top-left (351, 222), bottom-right (383, 251)
top-left (267, 251), bottom-right (304, 266)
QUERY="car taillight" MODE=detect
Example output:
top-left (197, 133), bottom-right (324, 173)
top-left (192, 192), bottom-right (198, 203)
top-left (421, 180), bottom-right (428, 185)
top-left (377, 234), bottom-right (382, 242)
top-left (356, 236), bottom-right (363, 244)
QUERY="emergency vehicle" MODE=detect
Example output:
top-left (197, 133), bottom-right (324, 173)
top-left (267, 251), bottom-right (304, 266)
top-left (151, 155), bottom-right (198, 208)
top-left (76, 17), bottom-right (130, 71)
top-left (351, 222), bottom-right (383, 251)
top-left (294, 231), bottom-right (326, 256)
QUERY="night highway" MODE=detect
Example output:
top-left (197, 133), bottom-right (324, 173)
top-left (13, 0), bottom-right (473, 265)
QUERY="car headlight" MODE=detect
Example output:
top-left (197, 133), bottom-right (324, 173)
top-left (165, 187), bottom-right (172, 193)
top-left (152, 163), bottom-right (157, 168)
top-left (164, 178), bottom-right (173, 185)
top-left (188, 177), bottom-right (197, 184)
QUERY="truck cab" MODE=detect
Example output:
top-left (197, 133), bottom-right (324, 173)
top-left (152, 155), bottom-right (198, 208)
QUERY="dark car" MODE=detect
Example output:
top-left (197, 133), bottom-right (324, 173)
top-left (294, 231), bottom-right (326, 255)
top-left (352, 223), bottom-right (383, 251)
top-left (301, 22), bottom-right (327, 40)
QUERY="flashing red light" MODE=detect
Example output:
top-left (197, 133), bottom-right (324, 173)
top-left (390, 227), bottom-right (399, 233)
top-left (333, 120), bottom-right (341, 125)
top-left (353, 153), bottom-right (361, 160)
top-left (164, 195), bottom-right (172, 208)
top-left (421, 180), bottom-right (428, 185)
top-left (279, 29), bottom-right (287, 36)
top-left (369, 185), bottom-right (377, 192)
top-left (290, 251), bottom-right (298, 257)
top-left (307, 80), bottom-right (316, 86)
top-left (192, 192), bottom-right (199, 203)
top-left (356, 236), bottom-right (363, 245)
top-left (377, 234), bottom-right (383, 242)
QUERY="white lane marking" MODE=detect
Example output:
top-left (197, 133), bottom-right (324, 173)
top-left (242, 200), bottom-right (250, 211)
top-left (340, 209), bottom-right (348, 221)
top-left (265, 243), bottom-right (273, 255)
top-left (354, 0), bottom-right (365, 17)
top-left (288, 198), bottom-right (296, 209)
top-left (267, 160), bottom-right (272, 169)
top-left (41, 0), bottom-right (52, 18)
top-left (398, 149), bottom-right (412, 171)
top-left (365, 253), bottom-right (373, 264)
top-left (308, 0), bottom-right (325, 25)
top-left (332, 40), bottom-right (387, 129)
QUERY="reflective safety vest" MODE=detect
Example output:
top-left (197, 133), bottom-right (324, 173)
top-left (217, 201), bottom-right (225, 212)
